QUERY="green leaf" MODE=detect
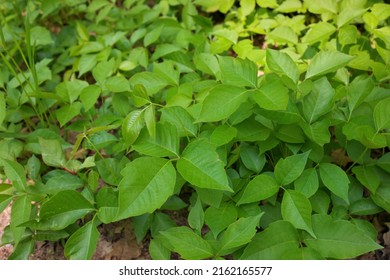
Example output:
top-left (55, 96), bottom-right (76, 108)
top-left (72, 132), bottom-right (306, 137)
top-left (8, 238), bottom-right (34, 260)
top-left (281, 190), bottom-right (315, 237)
top-left (144, 105), bottom-right (156, 139)
top-left (129, 72), bottom-right (168, 95)
top-left (149, 238), bottom-right (170, 260)
top-left (371, 184), bottom-right (390, 213)
top-left (44, 171), bottom-right (84, 194)
top-left (205, 203), bottom-right (238, 238)
top-left (274, 151), bottom-right (310, 186)
top-left (37, 190), bottom-right (95, 230)
top-left (337, 0), bottom-right (367, 28)
top-left (305, 51), bottom-right (354, 79)
top-left (218, 56), bottom-right (258, 88)
top-left (268, 26), bottom-right (298, 45)
top-left (197, 85), bottom-right (249, 122)
top-left (39, 138), bottom-right (66, 167)
top-left (96, 158), bottom-right (124, 186)
top-left (0, 93), bottom-right (5, 126)
top-left (132, 84), bottom-right (150, 107)
top-left (0, 159), bottom-right (27, 192)
top-left (373, 97), bottom-right (390, 131)
top-left (79, 85), bottom-right (101, 111)
top-left (55, 102), bottom-right (82, 127)
top-left (10, 195), bottom-right (31, 246)
top-left (188, 195), bottom-right (204, 234)
top-left (105, 76), bottom-right (130, 92)
top-left (352, 166), bottom-right (380, 194)
top-left (302, 22), bottom-right (336, 45)
top-left (240, 144), bottom-right (265, 173)
top-left (377, 153), bottom-right (390, 173)
top-left (160, 106), bottom-right (198, 137)
top-left (319, 163), bottom-right (350, 204)
top-left (253, 78), bottom-right (289, 111)
top-left (64, 220), bottom-right (99, 260)
top-left (294, 168), bottom-right (318, 198)
top-left (235, 118), bottom-right (271, 142)
top-left (240, 221), bottom-right (300, 259)
top-left (30, 26), bottom-right (53, 46)
top-left (116, 157), bottom-right (176, 220)
top-left (122, 109), bottom-right (145, 146)
top-left (347, 76), bottom-right (374, 116)
top-left (282, 247), bottom-right (324, 260)
top-left (177, 139), bottom-right (232, 191)
top-left (305, 214), bottom-right (382, 259)
top-left (266, 49), bottom-right (299, 84)
top-left (237, 174), bottom-right (279, 205)
top-left (301, 77), bottom-right (334, 123)
top-left (160, 227), bottom-right (214, 259)
top-left (133, 123), bottom-right (179, 158)
top-left (210, 125), bottom-right (237, 146)
top-left (218, 214), bottom-right (261, 256)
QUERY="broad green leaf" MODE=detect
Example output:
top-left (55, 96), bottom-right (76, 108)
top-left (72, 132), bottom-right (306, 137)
top-left (281, 190), bottom-right (315, 237)
top-left (188, 195), bottom-right (204, 234)
top-left (8, 238), bottom-right (34, 260)
top-left (347, 76), bottom-right (374, 116)
top-left (105, 76), bottom-right (130, 92)
top-left (0, 159), bottom-right (26, 192)
top-left (350, 198), bottom-right (383, 215)
top-left (116, 157), bottom-right (176, 220)
top-left (235, 118), bottom-right (271, 142)
top-left (371, 184), bottom-right (390, 213)
top-left (218, 215), bottom-right (261, 255)
top-left (30, 26), bottom-right (53, 46)
top-left (64, 219), bottom-right (99, 260)
top-left (129, 72), bottom-right (168, 95)
top-left (205, 203), bottom-right (238, 238)
top-left (44, 170), bottom-right (84, 194)
top-left (274, 151), bottom-right (310, 186)
top-left (338, 25), bottom-right (358, 45)
top-left (319, 163), bottom-right (350, 204)
top-left (149, 238), bottom-right (170, 260)
top-left (302, 22), bottom-right (336, 45)
top-left (177, 140), bottom-right (232, 191)
top-left (210, 125), bottom-right (237, 146)
top-left (352, 166), bottom-right (380, 194)
top-left (55, 102), bottom-right (82, 127)
top-left (197, 85), bottom-right (249, 122)
top-left (37, 190), bottom-right (95, 230)
top-left (39, 138), bottom-right (66, 167)
top-left (294, 168), bottom-right (318, 198)
top-left (133, 123), bottom-right (179, 158)
top-left (337, 0), bottom-right (367, 28)
top-left (96, 158), bottom-right (125, 186)
top-left (253, 78), bottom-right (289, 111)
top-left (0, 195), bottom-right (12, 213)
top-left (92, 59), bottom-right (116, 84)
top-left (160, 106), bottom-right (198, 137)
top-left (77, 55), bottom-right (97, 77)
top-left (218, 56), bottom-right (257, 88)
top-left (373, 97), bottom-right (390, 131)
top-left (237, 174), bottom-right (279, 205)
top-left (305, 214), bottom-right (382, 259)
top-left (305, 51), bottom-right (354, 79)
top-left (300, 120), bottom-right (330, 146)
top-left (282, 247), bottom-right (324, 260)
top-left (268, 26), bottom-right (298, 45)
top-left (240, 221), bottom-right (300, 259)
top-left (144, 105), bottom-right (156, 139)
top-left (160, 227), bottom-right (214, 259)
top-left (301, 77), bottom-right (334, 123)
top-left (10, 195), bottom-right (31, 246)
top-left (376, 153), bottom-right (390, 173)
top-left (266, 49), bottom-right (299, 84)
top-left (0, 93), bottom-right (5, 126)
top-left (80, 85), bottom-right (101, 111)
top-left (122, 109), bottom-right (145, 146)
top-left (240, 144), bottom-right (265, 173)
top-left (274, 125), bottom-right (305, 143)
top-left (240, 0), bottom-right (255, 17)
top-left (194, 53), bottom-right (220, 76)
top-left (132, 84), bottom-right (150, 107)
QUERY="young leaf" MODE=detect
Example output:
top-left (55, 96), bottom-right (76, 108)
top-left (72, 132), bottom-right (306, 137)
top-left (266, 49), bottom-right (299, 84)
top-left (294, 168), bottom-right (319, 198)
top-left (281, 190), bottom-right (315, 237)
top-left (116, 157), bottom-right (176, 220)
top-left (305, 214), bottom-right (382, 259)
top-left (205, 203), bottom-right (238, 238)
top-left (305, 51), bottom-right (354, 79)
top-left (373, 97), bottom-right (390, 132)
top-left (274, 151), bottom-right (310, 186)
top-left (197, 85), bottom-right (249, 122)
top-left (64, 219), bottom-right (99, 260)
top-left (160, 227), bottom-right (214, 260)
top-left (237, 173), bottom-right (279, 205)
top-left (37, 190), bottom-right (95, 230)
top-left (302, 22), bottom-right (336, 45)
top-left (240, 221), bottom-right (300, 259)
top-left (0, 159), bottom-right (27, 192)
top-left (319, 163), bottom-right (350, 204)
top-left (253, 78), bottom-right (289, 111)
top-left (122, 109), bottom-right (145, 146)
top-left (177, 139), bottom-right (232, 191)
top-left (218, 214), bottom-right (262, 256)
top-left (218, 56), bottom-right (258, 88)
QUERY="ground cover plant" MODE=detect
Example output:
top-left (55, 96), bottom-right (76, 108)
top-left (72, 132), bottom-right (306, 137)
top-left (0, 0), bottom-right (389, 260)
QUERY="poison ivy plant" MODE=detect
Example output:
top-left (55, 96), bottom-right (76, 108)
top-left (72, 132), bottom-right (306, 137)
top-left (0, 0), bottom-right (389, 260)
